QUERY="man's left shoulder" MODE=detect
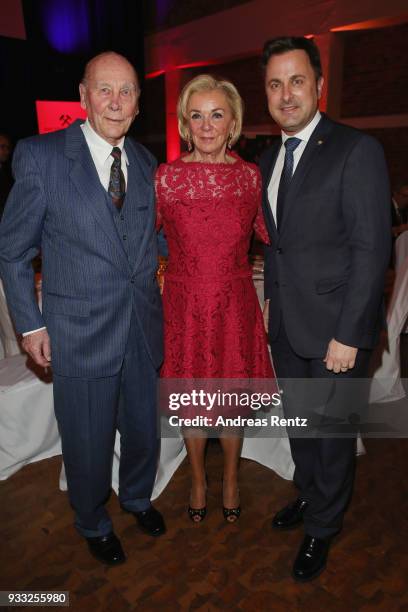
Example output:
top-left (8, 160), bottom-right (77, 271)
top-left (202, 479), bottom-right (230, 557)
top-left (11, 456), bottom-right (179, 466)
top-left (125, 137), bottom-right (157, 170)
top-left (327, 116), bottom-right (383, 152)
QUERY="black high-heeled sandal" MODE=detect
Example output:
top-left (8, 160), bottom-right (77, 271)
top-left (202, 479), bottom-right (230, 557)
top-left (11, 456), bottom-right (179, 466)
top-left (188, 506), bottom-right (207, 522)
top-left (223, 506), bottom-right (241, 522)
top-left (188, 477), bottom-right (208, 523)
top-left (222, 480), bottom-right (241, 522)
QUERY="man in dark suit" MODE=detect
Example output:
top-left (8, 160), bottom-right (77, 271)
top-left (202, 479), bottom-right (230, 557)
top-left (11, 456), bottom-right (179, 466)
top-left (260, 37), bottom-right (391, 581)
top-left (0, 132), bottom-right (13, 219)
top-left (0, 52), bottom-right (165, 565)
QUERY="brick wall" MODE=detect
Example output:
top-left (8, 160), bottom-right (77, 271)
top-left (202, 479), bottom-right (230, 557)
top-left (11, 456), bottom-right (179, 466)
top-left (341, 23), bottom-right (408, 117)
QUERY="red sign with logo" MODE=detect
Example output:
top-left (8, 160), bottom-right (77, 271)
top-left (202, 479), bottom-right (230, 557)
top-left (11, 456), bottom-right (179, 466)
top-left (36, 101), bottom-right (87, 134)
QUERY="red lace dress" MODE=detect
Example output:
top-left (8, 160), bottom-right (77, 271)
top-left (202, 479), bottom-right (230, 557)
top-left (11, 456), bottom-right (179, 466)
top-left (156, 154), bottom-right (274, 385)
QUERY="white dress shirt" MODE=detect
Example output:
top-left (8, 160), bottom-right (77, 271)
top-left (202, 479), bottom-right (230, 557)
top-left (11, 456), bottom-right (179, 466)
top-left (24, 120), bottom-right (129, 336)
top-left (81, 119), bottom-right (129, 189)
top-left (267, 110), bottom-right (321, 224)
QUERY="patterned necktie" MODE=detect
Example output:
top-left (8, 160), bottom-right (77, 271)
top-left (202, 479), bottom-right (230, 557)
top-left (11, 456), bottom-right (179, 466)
top-left (276, 137), bottom-right (301, 230)
top-left (108, 147), bottom-right (126, 210)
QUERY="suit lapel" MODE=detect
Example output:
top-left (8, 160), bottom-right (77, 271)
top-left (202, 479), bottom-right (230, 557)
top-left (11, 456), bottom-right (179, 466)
top-left (261, 142), bottom-right (281, 241)
top-left (124, 138), bottom-right (155, 274)
top-left (65, 120), bottom-right (132, 272)
top-left (279, 114), bottom-right (333, 232)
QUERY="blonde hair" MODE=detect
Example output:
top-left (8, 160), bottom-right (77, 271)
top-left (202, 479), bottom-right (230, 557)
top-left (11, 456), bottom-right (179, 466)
top-left (177, 74), bottom-right (243, 146)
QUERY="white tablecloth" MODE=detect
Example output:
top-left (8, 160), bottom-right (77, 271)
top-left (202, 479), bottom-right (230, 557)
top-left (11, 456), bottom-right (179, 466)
top-left (0, 354), bottom-right (60, 480)
top-left (370, 256), bottom-right (408, 403)
top-left (395, 231), bottom-right (408, 271)
top-left (0, 280), bottom-right (23, 359)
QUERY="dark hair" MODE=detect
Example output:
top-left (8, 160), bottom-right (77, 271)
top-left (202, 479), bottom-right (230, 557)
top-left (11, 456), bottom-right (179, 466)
top-left (262, 36), bottom-right (322, 81)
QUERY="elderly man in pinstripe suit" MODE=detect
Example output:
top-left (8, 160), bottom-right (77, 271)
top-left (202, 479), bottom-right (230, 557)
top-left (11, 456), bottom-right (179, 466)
top-left (0, 52), bottom-right (165, 565)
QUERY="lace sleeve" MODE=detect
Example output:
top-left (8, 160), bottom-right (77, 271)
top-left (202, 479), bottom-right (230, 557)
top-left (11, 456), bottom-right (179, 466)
top-left (252, 167), bottom-right (270, 245)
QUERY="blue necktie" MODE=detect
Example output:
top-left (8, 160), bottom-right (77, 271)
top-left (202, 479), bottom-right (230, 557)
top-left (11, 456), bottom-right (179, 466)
top-left (108, 147), bottom-right (126, 210)
top-left (276, 137), bottom-right (301, 230)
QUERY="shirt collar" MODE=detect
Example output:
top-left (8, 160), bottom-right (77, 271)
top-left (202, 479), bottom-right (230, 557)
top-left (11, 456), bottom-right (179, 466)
top-left (281, 110), bottom-right (321, 145)
top-left (81, 119), bottom-right (129, 165)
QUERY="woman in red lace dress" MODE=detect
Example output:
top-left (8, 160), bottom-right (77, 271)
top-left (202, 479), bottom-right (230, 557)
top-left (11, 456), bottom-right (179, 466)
top-left (156, 75), bottom-right (275, 523)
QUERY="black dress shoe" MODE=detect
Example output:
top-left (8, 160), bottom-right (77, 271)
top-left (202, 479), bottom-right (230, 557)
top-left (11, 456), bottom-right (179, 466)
top-left (272, 498), bottom-right (308, 530)
top-left (86, 532), bottom-right (126, 566)
top-left (133, 506), bottom-right (166, 537)
top-left (292, 535), bottom-right (330, 582)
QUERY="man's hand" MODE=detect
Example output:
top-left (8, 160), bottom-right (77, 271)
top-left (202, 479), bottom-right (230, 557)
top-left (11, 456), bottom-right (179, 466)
top-left (22, 329), bottom-right (51, 368)
top-left (263, 299), bottom-right (270, 334)
top-left (324, 338), bottom-right (357, 373)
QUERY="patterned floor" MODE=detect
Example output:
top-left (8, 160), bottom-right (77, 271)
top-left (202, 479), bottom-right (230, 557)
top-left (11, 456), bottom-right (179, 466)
top-left (1, 427), bottom-right (408, 611)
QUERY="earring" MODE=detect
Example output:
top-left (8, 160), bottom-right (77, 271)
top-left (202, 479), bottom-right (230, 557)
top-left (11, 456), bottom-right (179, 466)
top-left (227, 133), bottom-right (233, 149)
top-left (187, 136), bottom-right (193, 152)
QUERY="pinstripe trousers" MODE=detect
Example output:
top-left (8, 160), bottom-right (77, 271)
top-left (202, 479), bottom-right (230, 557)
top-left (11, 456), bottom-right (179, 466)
top-left (53, 309), bottom-right (159, 538)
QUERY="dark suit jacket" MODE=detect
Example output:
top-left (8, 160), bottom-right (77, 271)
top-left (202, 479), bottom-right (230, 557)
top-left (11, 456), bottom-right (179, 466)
top-left (0, 120), bottom-right (163, 377)
top-left (260, 114), bottom-right (391, 358)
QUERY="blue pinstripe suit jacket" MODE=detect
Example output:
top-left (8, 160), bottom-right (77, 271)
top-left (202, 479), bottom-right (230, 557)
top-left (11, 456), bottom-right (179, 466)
top-left (0, 120), bottom-right (163, 377)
